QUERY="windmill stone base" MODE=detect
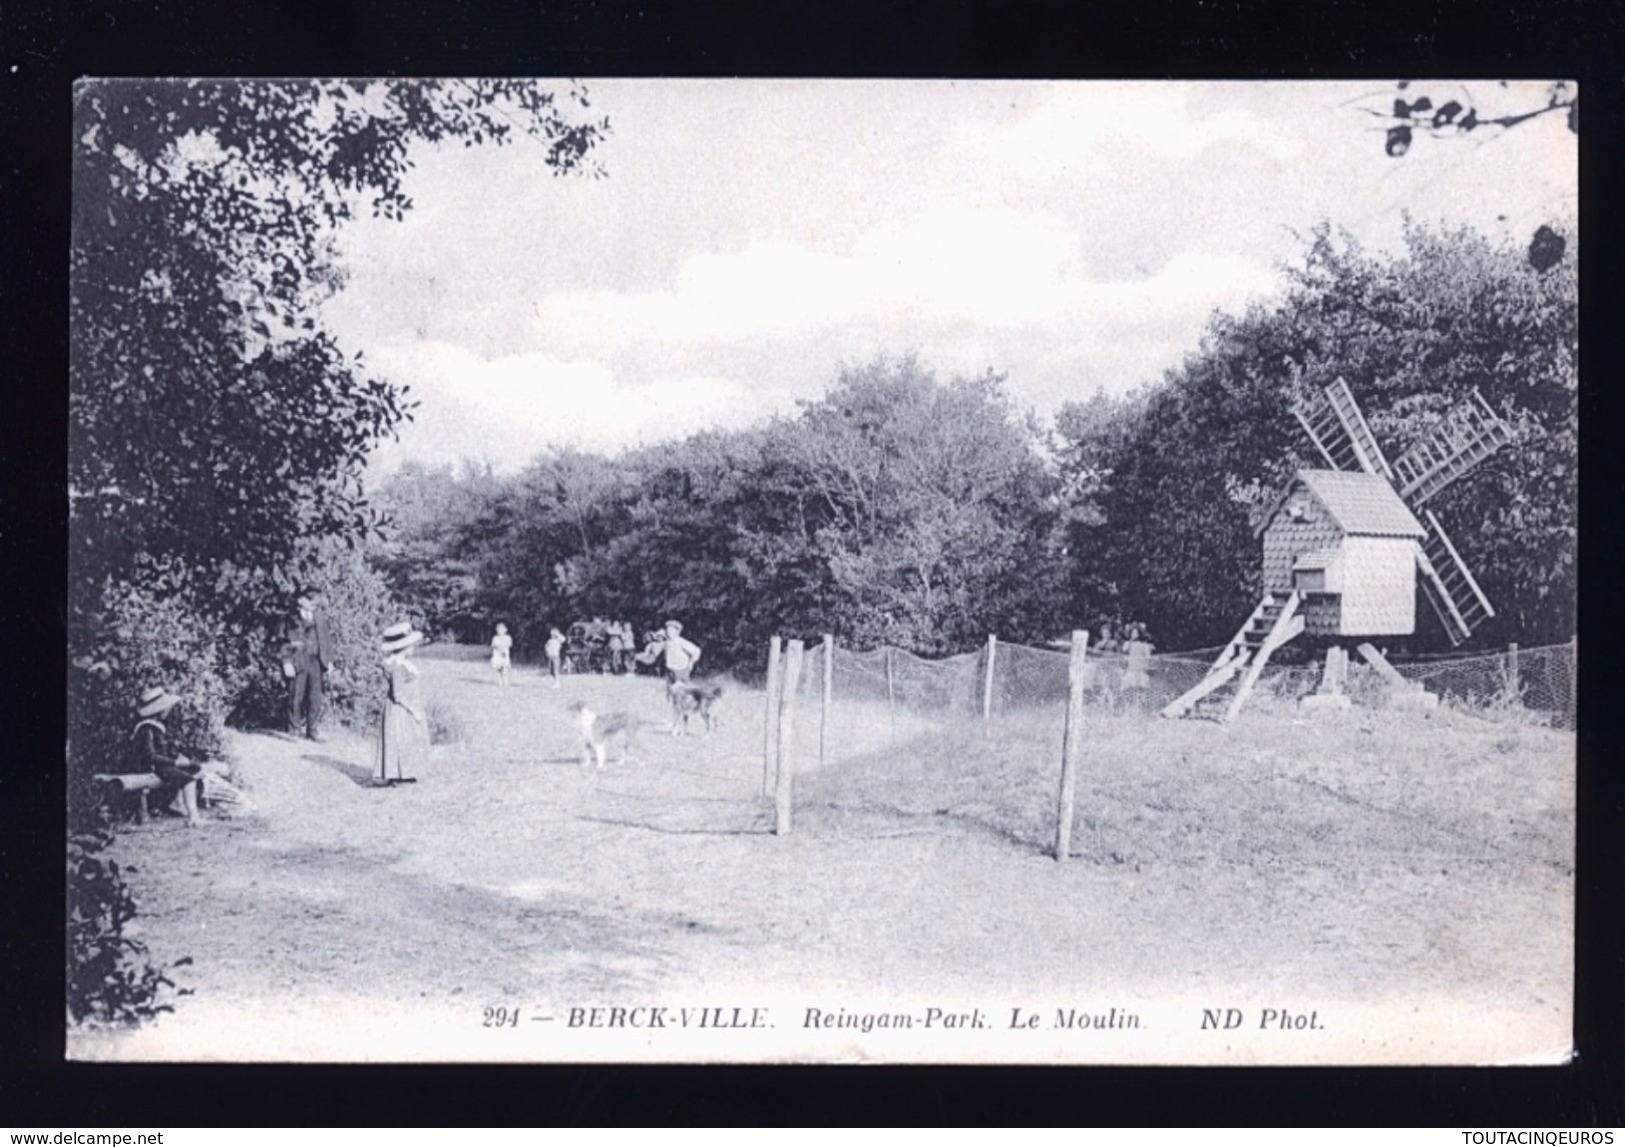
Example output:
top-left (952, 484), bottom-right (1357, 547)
top-left (1300, 646), bottom-right (1353, 712)
top-left (1388, 688), bottom-right (1439, 712)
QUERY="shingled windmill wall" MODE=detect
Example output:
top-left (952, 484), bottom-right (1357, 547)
top-left (1262, 484), bottom-right (1343, 634)
top-left (1335, 536), bottom-right (1419, 634)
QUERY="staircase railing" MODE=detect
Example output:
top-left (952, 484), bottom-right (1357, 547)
top-left (1220, 591), bottom-right (1304, 723)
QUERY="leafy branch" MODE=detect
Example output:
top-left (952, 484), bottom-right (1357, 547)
top-left (1361, 81), bottom-right (1577, 158)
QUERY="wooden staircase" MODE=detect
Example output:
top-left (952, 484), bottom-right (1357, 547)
top-left (1161, 591), bottom-right (1305, 723)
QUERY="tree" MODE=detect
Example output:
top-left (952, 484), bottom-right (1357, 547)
top-left (371, 460), bottom-right (506, 641)
top-left (434, 356), bottom-right (1072, 673)
top-left (777, 357), bottom-right (1066, 653)
top-left (69, 79), bottom-right (607, 654)
top-left (66, 80), bottom-right (607, 1026)
top-left (471, 448), bottom-right (632, 651)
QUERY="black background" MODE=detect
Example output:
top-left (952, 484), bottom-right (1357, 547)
top-left (2, 0), bottom-right (1621, 1127)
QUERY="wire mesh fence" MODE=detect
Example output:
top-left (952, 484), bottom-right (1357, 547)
top-left (770, 633), bottom-right (1577, 786)
top-left (1384, 642), bottom-right (1576, 730)
top-left (784, 642), bottom-right (989, 772)
top-left (773, 630), bottom-right (1573, 783)
top-left (757, 631), bottom-right (1576, 863)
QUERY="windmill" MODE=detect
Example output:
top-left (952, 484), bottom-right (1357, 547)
top-left (1162, 378), bottom-right (1512, 722)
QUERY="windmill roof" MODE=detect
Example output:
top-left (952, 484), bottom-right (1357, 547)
top-left (1295, 470), bottom-right (1424, 537)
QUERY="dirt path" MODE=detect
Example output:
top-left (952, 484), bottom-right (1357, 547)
top-left (71, 648), bottom-right (1574, 1063)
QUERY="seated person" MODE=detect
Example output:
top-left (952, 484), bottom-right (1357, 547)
top-left (124, 687), bottom-right (248, 825)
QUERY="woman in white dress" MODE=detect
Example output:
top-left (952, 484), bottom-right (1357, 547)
top-left (377, 622), bottom-right (426, 785)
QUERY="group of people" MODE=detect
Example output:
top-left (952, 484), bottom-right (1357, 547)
top-left (602, 620), bottom-right (638, 675)
top-left (115, 596), bottom-right (429, 826)
top-left (113, 600), bottom-right (707, 827)
top-left (288, 601), bottom-right (427, 786)
top-left (532, 619), bottom-right (698, 687)
top-left (1092, 621), bottom-right (1152, 654)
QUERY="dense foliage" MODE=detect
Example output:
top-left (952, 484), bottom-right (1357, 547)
top-left (70, 79), bottom-right (605, 617)
top-left (379, 223), bottom-right (1575, 664)
top-left (370, 460), bottom-right (506, 643)
top-left (67, 827), bottom-right (191, 1026)
top-left (69, 77), bottom-right (605, 752)
top-left (376, 358), bottom-right (1070, 671)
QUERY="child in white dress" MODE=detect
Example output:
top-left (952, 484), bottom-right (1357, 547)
top-left (490, 623), bottom-right (514, 687)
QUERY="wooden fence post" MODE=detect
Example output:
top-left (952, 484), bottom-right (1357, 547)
top-left (1569, 635), bottom-right (1578, 726)
top-left (1053, 629), bottom-right (1090, 863)
top-left (1505, 641), bottom-right (1520, 699)
top-left (774, 639), bottom-right (806, 836)
top-left (982, 634), bottom-right (998, 727)
top-left (820, 634), bottom-right (833, 771)
top-left (884, 645), bottom-right (896, 743)
top-left (762, 635), bottom-right (782, 797)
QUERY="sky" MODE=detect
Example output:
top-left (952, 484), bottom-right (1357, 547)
top-left (317, 80), bottom-right (1578, 475)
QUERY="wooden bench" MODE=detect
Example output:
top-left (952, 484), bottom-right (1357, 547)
top-left (94, 757), bottom-right (246, 823)
top-left (92, 772), bottom-right (168, 822)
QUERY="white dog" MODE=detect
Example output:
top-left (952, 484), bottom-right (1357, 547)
top-left (568, 701), bottom-right (642, 769)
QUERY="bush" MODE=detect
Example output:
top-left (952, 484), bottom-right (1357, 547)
top-left (65, 581), bottom-right (226, 1026)
top-left (64, 542), bottom-right (403, 793)
top-left (63, 542), bottom-right (399, 1027)
top-left (301, 540), bottom-right (401, 731)
top-left (68, 579), bottom-right (235, 806)
top-left (424, 695), bottom-right (467, 746)
top-left (66, 827), bottom-right (190, 1026)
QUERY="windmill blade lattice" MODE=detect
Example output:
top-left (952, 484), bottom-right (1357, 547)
top-left (1416, 509), bottom-right (1496, 646)
top-left (1288, 379), bottom-right (1510, 649)
top-left (1291, 378), bottom-right (1394, 478)
top-left (1390, 389), bottom-right (1512, 506)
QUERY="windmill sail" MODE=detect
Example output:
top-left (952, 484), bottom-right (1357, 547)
top-left (1291, 378), bottom-right (1394, 478)
top-left (1291, 378), bottom-right (1505, 647)
top-left (1390, 389), bottom-right (1512, 506)
top-left (1415, 508), bottom-right (1496, 646)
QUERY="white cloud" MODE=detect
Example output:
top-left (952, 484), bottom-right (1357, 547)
top-left (317, 80), bottom-right (1574, 470)
top-left (1077, 251), bottom-right (1281, 316)
top-left (365, 341), bottom-right (765, 472)
top-left (535, 208), bottom-right (1279, 357)
top-left (992, 84), bottom-right (1305, 171)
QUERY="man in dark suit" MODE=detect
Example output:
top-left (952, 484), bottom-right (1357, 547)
top-left (282, 594), bottom-right (334, 741)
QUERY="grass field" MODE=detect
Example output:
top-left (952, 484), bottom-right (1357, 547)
top-left (70, 644), bottom-right (1574, 1064)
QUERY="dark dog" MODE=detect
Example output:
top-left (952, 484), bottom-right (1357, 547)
top-left (667, 679), bottom-right (722, 735)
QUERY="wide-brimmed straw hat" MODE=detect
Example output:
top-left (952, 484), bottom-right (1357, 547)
top-left (136, 686), bottom-right (182, 718)
top-left (380, 621), bottom-right (425, 653)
